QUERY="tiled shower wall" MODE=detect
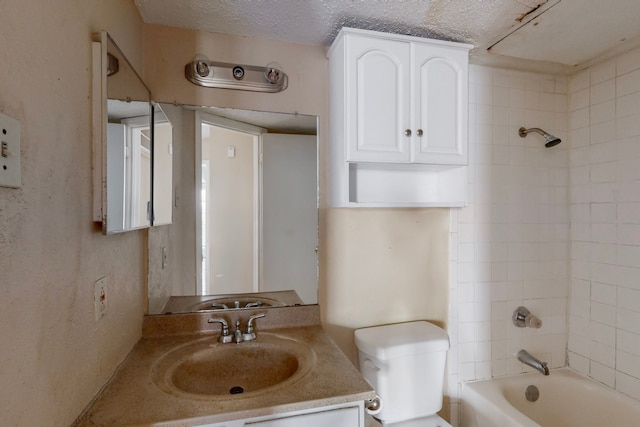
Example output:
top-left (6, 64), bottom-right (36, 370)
top-left (567, 46), bottom-right (640, 400)
top-left (448, 65), bottom-right (570, 424)
top-left (448, 47), bottom-right (640, 424)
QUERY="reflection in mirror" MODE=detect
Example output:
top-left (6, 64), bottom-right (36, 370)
top-left (93, 32), bottom-right (152, 234)
top-left (106, 100), bottom-right (151, 232)
top-left (152, 104), bottom-right (173, 226)
top-left (147, 106), bottom-right (318, 314)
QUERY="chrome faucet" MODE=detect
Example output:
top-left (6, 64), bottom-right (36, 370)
top-left (208, 318), bottom-right (233, 343)
top-left (208, 313), bottom-right (266, 343)
top-left (233, 320), bottom-right (243, 343)
top-left (242, 313), bottom-right (265, 341)
top-left (516, 349), bottom-right (549, 375)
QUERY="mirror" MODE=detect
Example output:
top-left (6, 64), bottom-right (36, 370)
top-left (92, 32), bottom-right (152, 233)
top-left (147, 105), bottom-right (318, 314)
top-left (152, 103), bottom-right (173, 226)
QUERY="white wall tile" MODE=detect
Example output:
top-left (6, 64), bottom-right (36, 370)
top-left (616, 91), bottom-right (640, 118)
top-left (570, 69), bottom-right (590, 93)
top-left (617, 46), bottom-right (640, 76)
top-left (570, 107), bottom-right (590, 129)
top-left (590, 100), bottom-right (615, 124)
top-left (591, 361), bottom-right (616, 387)
top-left (571, 87), bottom-right (590, 110)
top-left (617, 350), bottom-right (640, 379)
top-left (617, 329), bottom-right (640, 355)
top-left (616, 372), bottom-right (640, 401)
top-left (617, 69), bottom-right (640, 97)
top-left (591, 59), bottom-right (616, 85)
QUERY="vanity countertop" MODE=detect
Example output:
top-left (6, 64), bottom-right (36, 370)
top-left (74, 305), bottom-right (374, 426)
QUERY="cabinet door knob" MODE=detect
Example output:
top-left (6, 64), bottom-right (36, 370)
top-left (417, 129), bottom-right (423, 136)
top-left (404, 129), bottom-right (412, 136)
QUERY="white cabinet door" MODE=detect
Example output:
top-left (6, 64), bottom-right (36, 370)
top-left (413, 43), bottom-right (468, 165)
top-left (344, 34), bottom-right (468, 166)
top-left (246, 405), bottom-right (360, 427)
top-left (346, 35), bottom-right (411, 163)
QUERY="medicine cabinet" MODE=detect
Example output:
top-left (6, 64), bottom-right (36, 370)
top-left (92, 31), bottom-right (173, 233)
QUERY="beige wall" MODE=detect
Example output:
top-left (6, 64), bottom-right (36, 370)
top-left (148, 105), bottom-right (198, 312)
top-left (144, 25), bottom-right (451, 361)
top-left (321, 208), bottom-right (450, 362)
top-left (0, 1), bottom-right (147, 425)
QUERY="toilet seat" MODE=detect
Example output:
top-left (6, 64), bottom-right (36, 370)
top-left (381, 414), bottom-right (452, 427)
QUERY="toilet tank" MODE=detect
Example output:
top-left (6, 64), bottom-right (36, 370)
top-left (354, 321), bottom-right (450, 424)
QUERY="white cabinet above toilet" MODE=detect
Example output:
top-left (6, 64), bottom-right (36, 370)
top-left (328, 28), bottom-right (472, 207)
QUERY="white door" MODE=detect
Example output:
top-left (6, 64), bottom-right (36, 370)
top-left (261, 134), bottom-right (318, 304)
top-left (106, 123), bottom-right (126, 232)
top-left (346, 34), bottom-right (411, 163)
top-left (196, 113), bottom-right (263, 295)
top-left (413, 43), bottom-right (468, 165)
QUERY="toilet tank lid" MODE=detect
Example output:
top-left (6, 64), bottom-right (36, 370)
top-left (354, 321), bottom-right (449, 359)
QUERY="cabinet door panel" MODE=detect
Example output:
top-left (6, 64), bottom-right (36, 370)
top-left (347, 36), bottom-right (410, 163)
top-left (414, 45), bottom-right (468, 165)
top-left (246, 406), bottom-right (360, 427)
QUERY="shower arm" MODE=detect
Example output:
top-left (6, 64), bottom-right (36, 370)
top-left (519, 127), bottom-right (546, 138)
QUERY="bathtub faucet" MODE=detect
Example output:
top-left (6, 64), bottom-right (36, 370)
top-left (516, 349), bottom-right (549, 375)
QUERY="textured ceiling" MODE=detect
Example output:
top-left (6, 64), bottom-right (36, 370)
top-left (134, 0), bottom-right (543, 52)
top-left (135, 0), bottom-right (640, 73)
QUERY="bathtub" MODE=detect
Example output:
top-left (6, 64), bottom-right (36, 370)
top-left (461, 368), bottom-right (640, 427)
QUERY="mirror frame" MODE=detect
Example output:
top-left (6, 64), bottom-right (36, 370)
top-left (92, 31), bottom-right (152, 234)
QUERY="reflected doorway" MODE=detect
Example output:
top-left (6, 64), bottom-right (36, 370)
top-left (195, 112), bottom-right (318, 303)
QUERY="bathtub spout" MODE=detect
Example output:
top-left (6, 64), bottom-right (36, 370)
top-left (516, 349), bottom-right (549, 375)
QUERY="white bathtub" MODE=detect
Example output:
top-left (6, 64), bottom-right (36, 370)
top-left (461, 368), bottom-right (640, 427)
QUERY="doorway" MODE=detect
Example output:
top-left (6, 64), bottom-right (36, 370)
top-left (195, 112), bottom-right (318, 302)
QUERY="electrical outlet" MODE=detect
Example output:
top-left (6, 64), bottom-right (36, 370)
top-left (94, 277), bottom-right (107, 321)
top-left (0, 112), bottom-right (21, 188)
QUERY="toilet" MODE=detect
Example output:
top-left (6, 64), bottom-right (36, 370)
top-left (354, 321), bottom-right (451, 427)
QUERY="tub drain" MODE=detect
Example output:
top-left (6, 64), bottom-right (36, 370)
top-left (525, 385), bottom-right (539, 402)
top-left (229, 386), bottom-right (244, 395)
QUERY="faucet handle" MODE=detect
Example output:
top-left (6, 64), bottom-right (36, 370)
top-left (243, 313), bottom-right (266, 341)
top-left (208, 318), bottom-right (233, 343)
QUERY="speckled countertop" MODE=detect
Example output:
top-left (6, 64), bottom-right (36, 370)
top-left (75, 305), bottom-right (374, 426)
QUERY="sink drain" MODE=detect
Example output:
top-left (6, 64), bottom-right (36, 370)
top-left (229, 386), bottom-right (244, 395)
top-left (525, 385), bottom-right (539, 402)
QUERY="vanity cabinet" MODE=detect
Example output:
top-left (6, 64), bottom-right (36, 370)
top-left (197, 402), bottom-right (363, 427)
top-left (328, 27), bottom-right (472, 207)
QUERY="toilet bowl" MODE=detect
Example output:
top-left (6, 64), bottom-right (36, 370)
top-left (355, 321), bottom-right (451, 427)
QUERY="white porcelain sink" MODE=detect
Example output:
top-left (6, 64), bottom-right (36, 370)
top-left (152, 333), bottom-right (315, 399)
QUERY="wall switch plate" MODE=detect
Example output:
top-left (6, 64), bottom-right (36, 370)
top-left (0, 112), bottom-right (21, 188)
top-left (94, 277), bottom-right (107, 322)
top-left (162, 247), bottom-right (168, 269)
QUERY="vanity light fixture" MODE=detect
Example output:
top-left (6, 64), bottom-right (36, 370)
top-left (185, 55), bottom-right (288, 93)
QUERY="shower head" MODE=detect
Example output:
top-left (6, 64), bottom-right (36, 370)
top-left (518, 127), bottom-right (562, 147)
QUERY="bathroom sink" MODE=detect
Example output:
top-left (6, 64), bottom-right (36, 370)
top-left (191, 296), bottom-right (287, 311)
top-left (152, 333), bottom-right (315, 399)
